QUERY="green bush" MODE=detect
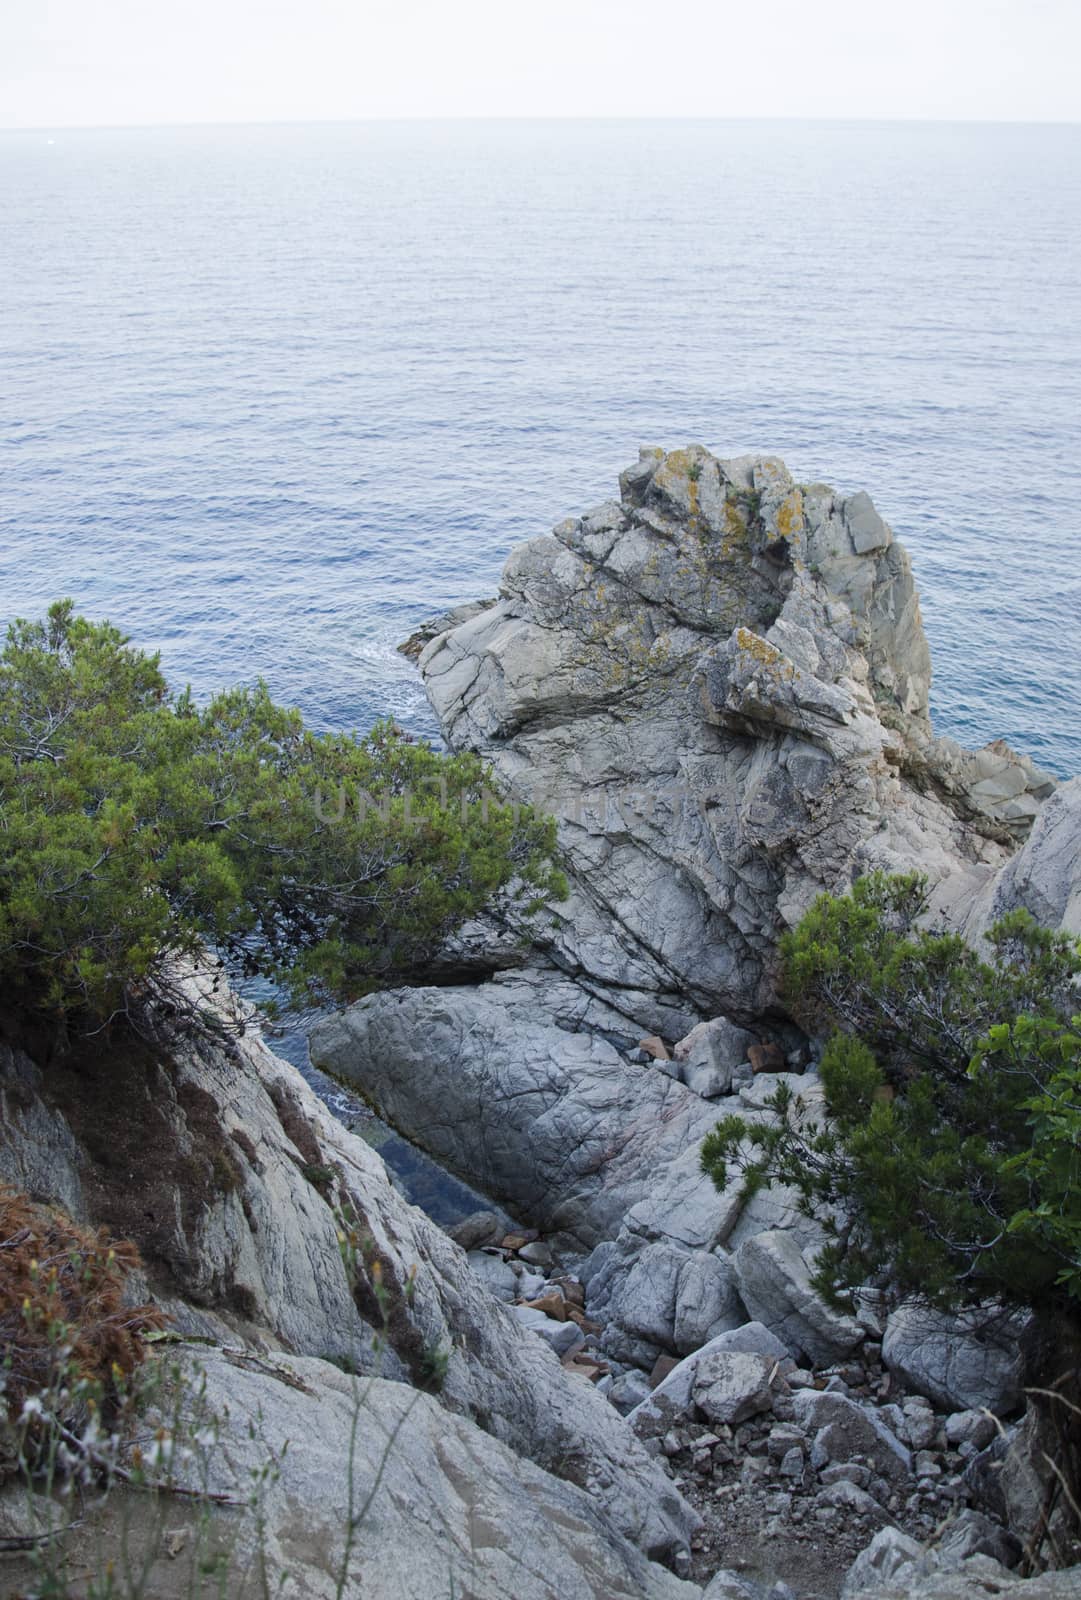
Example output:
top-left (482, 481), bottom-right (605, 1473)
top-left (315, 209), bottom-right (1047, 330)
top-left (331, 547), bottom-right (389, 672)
top-left (0, 601), bottom-right (565, 1035)
top-left (701, 871), bottom-right (1081, 1309)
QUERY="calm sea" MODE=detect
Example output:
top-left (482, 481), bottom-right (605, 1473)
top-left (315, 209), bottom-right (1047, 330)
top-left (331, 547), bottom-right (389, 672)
top-left (2, 118), bottom-right (1079, 1213)
top-left (2, 120), bottom-right (1079, 775)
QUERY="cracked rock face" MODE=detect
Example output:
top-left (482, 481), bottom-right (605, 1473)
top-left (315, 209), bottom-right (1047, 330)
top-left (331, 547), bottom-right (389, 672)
top-left (416, 445), bottom-right (1051, 1023)
top-left (0, 972), bottom-right (698, 1574)
top-left (1, 1348), bottom-right (700, 1600)
top-left (313, 447), bottom-right (1062, 1374)
top-left (309, 971), bottom-right (725, 1255)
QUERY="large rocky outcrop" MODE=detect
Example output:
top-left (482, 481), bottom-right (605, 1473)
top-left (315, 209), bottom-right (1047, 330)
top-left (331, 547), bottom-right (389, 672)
top-left (0, 1347), bottom-right (698, 1600)
top-left (309, 970), bottom-right (725, 1253)
top-left (964, 776), bottom-right (1081, 939)
top-left (313, 447), bottom-right (1059, 1369)
top-left (310, 973), bottom-right (839, 1364)
top-left (414, 446), bottom-right (1052, 1024)
top-left (0, 972), bottom-right (697, 1580)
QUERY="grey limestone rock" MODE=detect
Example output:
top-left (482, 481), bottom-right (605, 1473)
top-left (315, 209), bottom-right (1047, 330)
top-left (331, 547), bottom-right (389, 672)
top-left (511, 1303), bottom-right (585, 1357)
top-left (0, 1044), bottom-right (85, 1221)
top-left (872, 1561), bottom-right (1080, 1599)
top-left (964, 776), bottom-right (1081, 937)
top-left (701, 1571), bottom-right (756, 1599)
top-left (691, 1349), bottom-right (779, 1426)
top-left (628, 1322), bottom-right (792, 1436)
top-left (414, 447), bottom-right (1032, 1028)
top-left (933, 1509), bottom-right (1021, 1569)
top-left (793, 1389), bottom-right (912, 1484)
top-left (585, 1238), bottom-right (745, 1365)
top-left (882, 1301), bottom-right (1027, 1415)
top-left (844, 489), bottom-right (893, 555)
top-left (466, 1250), bottom-right (520, 1302)
top-left (610, 1370), bottom-right (656, 1415)
top-left (842, 1519), bottom-right (1063, 1600)
top-left (944, 1409), bottom-right (998, 1451)
top-left (672, 1016), bottom-right (757, 1099)
top-left (733, 1229), bottom-right (865, 1365)
top-left (47, 1347), bottom-right (702, 1600)
top-left (0, 968), bottom-right (698, 1570)
top-left (310, 973), bottom-right (725, 1255)
top-left (841, 1526), bottom-right (925, 1597)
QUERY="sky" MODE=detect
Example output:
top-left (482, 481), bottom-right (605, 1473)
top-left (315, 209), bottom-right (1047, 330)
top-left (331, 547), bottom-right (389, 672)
top-left (2, 0), bottom-right (1080, 129)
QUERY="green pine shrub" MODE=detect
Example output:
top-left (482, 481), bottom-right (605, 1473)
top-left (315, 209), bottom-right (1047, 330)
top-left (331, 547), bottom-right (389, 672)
top-left (701, 871), bottom-right (1081, 1310)
top-left (0, 601), bottom-right (565, 1036)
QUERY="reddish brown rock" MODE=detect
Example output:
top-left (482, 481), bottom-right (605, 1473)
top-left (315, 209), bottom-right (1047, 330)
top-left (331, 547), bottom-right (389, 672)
top-left (638, 1035), bottom-right (671, 1062)
top-left (524, 1290), bottom-right (568, 1321)
top-left (650, 1354), bottom-right (681, 1389)
top-left (748, 1042), bottom-right (786, 1074)
top-left (501, 1229), bottom-right (540, 1251)
top-left (563, 1353), bottom-right (610, 1383)
top-left (553, 1276), bottom-right (586, 1308)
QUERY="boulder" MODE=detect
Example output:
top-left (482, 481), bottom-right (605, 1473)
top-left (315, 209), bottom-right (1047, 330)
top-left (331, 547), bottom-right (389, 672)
top-left (702, 1572), bottom-right (756, 1599)
top-left (691, 1350), bottom-right (780, 1426)
top-left (964, 1403), bottom-right (1079, 1559)
top-left (934, 1509), bottom-right (1021, 1569)
top-left (448, 1210), bottom-right (505, 1250)
top-left (672, 1017), bottom-right (757, 1099)
top-left (881, 1301), bottom-right (1027, 1415)
top-left (841, 1526), bottom-right (925, 1597)
top-left (844, 489), bottom-right (892, 555)
top-left (965, 777), bottom-right (1081, 938)
top-left (944, 1409), bottom-right (998, 1451)
top-left (843, 1521), bottom-right (1068, 1599)
top-left (867, 1562), bottom-right (1081, 1599)
top-left (610, 1370), bottom-right (655, 1415)
top-left (628, 1322), bottom-right (791, 1436)
top-left (518, 1239), bottom-right (555, 1269)
top-left (900, 1397), bottom-right (939, 1451)
top-left (585, 1238), bottom-right (745, 1364)
top-left (511, 1304), bottom-right (584, 1358)
top-left (816, 1479), bottom-right (887, 1520)
top-left (733, 1230), bottom-right (865, 1365)
top-left (792, 1389), bottom-right (912, 1484)
top-left (523, 1289), bottom-right (567, 1320)
top-left (466, 1250), bottom-right (519, 1302)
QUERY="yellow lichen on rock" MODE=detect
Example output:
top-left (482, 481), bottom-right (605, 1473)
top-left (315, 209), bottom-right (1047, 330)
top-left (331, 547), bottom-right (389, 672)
top-left (734, 626), bottom-right (784, 668)
top-left (772, 488), bottom-right (805, 541)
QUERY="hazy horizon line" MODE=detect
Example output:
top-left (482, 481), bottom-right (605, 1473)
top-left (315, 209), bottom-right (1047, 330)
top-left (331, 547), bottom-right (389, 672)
top-left (3, 112), bottom-right (1080, 136)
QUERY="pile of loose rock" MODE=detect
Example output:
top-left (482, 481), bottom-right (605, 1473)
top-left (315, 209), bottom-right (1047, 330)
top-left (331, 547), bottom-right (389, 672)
top-left (626, 1323), bottom-right (1023, 1594)
top-left (456, 1218), bottom-right (1048, 1598)
top-left (450, 1213), bottom-right (613, 1380)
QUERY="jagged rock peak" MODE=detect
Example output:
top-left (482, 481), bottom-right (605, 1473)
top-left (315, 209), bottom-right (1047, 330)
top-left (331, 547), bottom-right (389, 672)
top-left (565, 443), bottom-right (932, 725)
top-left (414, 447), bottom-right (1052, 1024)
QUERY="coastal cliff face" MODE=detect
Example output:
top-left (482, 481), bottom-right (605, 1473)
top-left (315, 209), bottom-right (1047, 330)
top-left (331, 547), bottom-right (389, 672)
top-left (311, 448), bottom-right (1069, 1368)
top-left (5, 448), bottom-right (1081, 1599)
top-left (0, 974), bottom-right (699, 1597)
top-left (414, 446), bottom-right (1053, 1025)
top-left (308, 449), bottom-right (1081, 1593)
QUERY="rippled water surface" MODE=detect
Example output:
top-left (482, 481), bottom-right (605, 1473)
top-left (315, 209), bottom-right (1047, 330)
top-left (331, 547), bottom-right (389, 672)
top-left (2, 119), bottom-right (1079, 775)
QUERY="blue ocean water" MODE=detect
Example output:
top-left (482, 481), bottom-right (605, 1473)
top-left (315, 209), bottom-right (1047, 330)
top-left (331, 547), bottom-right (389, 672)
top-left (2, 118), bottom-right (1079, 780)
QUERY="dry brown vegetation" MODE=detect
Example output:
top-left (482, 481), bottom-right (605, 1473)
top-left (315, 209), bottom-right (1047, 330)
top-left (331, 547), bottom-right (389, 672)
top-left (0, 1184), bottom-right (164, 1479)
